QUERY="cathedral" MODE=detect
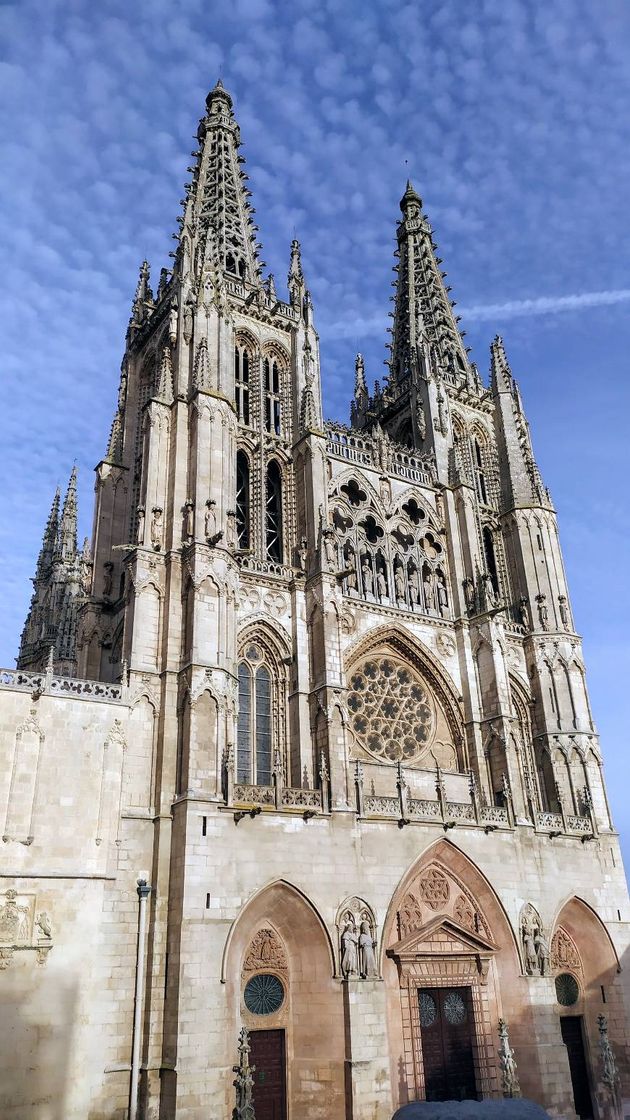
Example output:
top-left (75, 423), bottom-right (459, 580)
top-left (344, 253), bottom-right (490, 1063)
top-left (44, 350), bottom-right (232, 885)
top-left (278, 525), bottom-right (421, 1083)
top-left (1, 81), bottom-right (629, 1120)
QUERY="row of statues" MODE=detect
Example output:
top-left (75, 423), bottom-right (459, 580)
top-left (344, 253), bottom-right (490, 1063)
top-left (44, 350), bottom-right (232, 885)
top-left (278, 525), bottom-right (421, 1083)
top-left (324, 534), bottom-right (450, 615)
top-left (340, 919), bottom-right (378, 979)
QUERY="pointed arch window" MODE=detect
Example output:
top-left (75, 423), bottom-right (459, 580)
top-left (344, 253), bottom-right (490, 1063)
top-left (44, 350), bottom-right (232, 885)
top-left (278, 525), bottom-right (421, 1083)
top-left (236, 451), bottom-right (250, 550)
top-left (264, 357), bottom-right (281, 435)
top-left (482, 526), bottom-right (499, 595)
top-left (235, 343), bottom-right (250, 425)
top-left (237, 644), bottom-right (275, 786)
top-left (473, 438), bottom-right (488, 504)
top-left (266, 460), bottom-right (283, 562)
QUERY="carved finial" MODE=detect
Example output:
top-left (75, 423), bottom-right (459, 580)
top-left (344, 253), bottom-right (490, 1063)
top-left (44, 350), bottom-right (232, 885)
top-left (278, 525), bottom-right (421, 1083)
top-left (156, 346), bottom-right (174, 404)
top-left (498, 1019), bottom-right (521, 1097)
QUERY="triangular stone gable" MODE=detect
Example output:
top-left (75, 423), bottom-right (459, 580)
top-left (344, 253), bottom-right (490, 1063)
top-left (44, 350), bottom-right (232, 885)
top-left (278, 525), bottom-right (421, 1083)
top-left (388, 914), bottom-right (497, 960)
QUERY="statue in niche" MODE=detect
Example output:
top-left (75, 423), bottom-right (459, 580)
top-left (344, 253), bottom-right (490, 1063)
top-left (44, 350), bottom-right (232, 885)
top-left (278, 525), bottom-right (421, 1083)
top-left (183, 499), bottom-right (194, 542)
top-left (376, 565), bottom-right (388, 599)
top-left (463, 576), bottom-right (476, 613)
top-left (323, 529), bottom-right (337, 570)
top-left (358, 921), bottom-right (378, 978)
top-left (521, 904), bottom-right (546, 976)
top-left (436, 572), bottom-right (448, 616)
top-left (519, 596), bottom-right (530, 629)
top-left (297, 537), bottom-right (308, 573)
top-left (183, 300), bottom-right (194, 344)
top-left (423, 571), bottom-right (435, 610)
top-left (341, 921), bottom-right (359, 978)
top-left (150, 507), bottom-right (163, 551)
top-left (408, 567), bottom-right (420, 606)
top-left (534, 925), bottom-right (550, 976)
top-left (558, 595), bottom-right (569, 628)
top-left (361, 556), bottom-right (373, 595)
top-left (536, 593), bottom-right (549, 631)
top-left (204, 499), bottom-right (219, 544)
top-left (169, 298), bottom-right (178, 344)
top-left (346, 550), bottom-right (357, 593)
top-left (136, 506), bottom-right (146, 546)
top-left (226, 510), bottom-right (237, 550)
top-left (394, 563), bottom-right (406, 602)
top-left (480, 573), bottom-right (495, 610)
top-left (416, 397), bottom-right (427, 440)
top-left (102, 561), bottom-right (114, 598)
top-left (379, 475), bottom-right (391, 504)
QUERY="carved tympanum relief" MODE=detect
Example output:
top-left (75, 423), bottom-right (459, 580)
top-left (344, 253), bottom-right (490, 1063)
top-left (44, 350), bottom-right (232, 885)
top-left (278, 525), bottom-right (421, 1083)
top-left (242, 927), bottom-right (287, 974)
top-left (395, 863), bottom-right (490, 941)
top-left (550, 926), bottom-right (582, 974)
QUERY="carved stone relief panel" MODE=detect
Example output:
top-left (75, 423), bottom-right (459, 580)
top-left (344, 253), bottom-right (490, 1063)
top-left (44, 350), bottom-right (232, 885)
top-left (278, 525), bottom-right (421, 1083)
top-left (0, 888), bottom-right (53, 968)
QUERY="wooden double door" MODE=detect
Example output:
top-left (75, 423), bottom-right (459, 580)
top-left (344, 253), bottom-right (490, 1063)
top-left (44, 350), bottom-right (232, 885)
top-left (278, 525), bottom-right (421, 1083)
top-left (418, 986), bottom-right (478, 1101)
top-left (561, 1016), bottom-right (594, 1119)
top-left (249, 1029), bottom-right (286, 1120)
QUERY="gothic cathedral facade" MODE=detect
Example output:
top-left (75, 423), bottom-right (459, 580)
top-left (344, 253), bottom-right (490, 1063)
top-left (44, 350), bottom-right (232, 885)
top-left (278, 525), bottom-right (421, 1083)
top-left (2, 82), bottom-right (629, 1120)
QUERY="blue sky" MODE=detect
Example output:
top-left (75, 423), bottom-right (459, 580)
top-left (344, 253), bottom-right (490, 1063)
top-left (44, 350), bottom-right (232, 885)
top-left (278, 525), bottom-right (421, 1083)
top-left (1, 1), bottom-right (629, 863)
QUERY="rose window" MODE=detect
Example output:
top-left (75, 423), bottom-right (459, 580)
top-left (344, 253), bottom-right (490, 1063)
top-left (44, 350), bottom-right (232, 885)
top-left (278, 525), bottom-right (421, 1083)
top-left (347, 655), bottom-right (435, 763)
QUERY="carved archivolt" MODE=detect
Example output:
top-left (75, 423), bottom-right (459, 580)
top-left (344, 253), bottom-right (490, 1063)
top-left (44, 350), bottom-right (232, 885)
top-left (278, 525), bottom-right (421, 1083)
top-left (551, 925), bottom-right (582, 974)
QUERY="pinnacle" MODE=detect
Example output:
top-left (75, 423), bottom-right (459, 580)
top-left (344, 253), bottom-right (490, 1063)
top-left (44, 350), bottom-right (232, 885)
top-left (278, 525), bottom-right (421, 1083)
top-left (400, 179), bottom-right (422, 212)
top-left (206, 78), bottom-right (234, 113)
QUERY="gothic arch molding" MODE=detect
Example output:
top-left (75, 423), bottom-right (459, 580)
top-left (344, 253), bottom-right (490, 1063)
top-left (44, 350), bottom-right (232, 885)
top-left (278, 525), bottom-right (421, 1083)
top-left (550, 895), bottom-right (620, 974)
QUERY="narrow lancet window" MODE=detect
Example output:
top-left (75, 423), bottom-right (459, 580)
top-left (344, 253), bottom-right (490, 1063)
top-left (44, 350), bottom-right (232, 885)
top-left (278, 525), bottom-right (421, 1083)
top-left (264, 357), bottom-right (281, 435)
top-left (473, 439), bottom-right (488, 504)
top-left (236, 646), bottom-right (278, 786)
top-left (266, 460), bottom-right (283, 562)
top-left (235, 344), bottom-right (250, 425)
top-left (236, 451), bottom-right (250, 550)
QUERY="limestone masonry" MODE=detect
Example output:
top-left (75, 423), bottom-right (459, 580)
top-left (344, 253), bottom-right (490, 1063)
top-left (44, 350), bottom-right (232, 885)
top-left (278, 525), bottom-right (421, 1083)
top-left (1, 81), bottom-right (629, 1120)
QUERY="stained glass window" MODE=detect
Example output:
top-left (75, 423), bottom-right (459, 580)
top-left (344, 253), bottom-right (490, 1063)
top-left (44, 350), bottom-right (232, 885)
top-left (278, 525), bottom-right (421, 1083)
top-left (237, 652), bottom-right (277, 785)
top-left (236, 451), bottom-right (250, 550)
top-left (244, 973), bottom-right (285, 1015)
top-left (235, 344), bottom-right (250, 425)
top-left (555, 973), bottom-right (579, 1007)
top-left (347, 655), bottom-right (435, 763)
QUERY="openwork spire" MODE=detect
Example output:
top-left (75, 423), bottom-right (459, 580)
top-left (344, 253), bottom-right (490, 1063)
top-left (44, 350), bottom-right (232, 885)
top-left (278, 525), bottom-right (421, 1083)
top-left (36, 487), bottom-right (60, 575)
top-left (491, 336), bottom-right (548, 507)
top-left (58, 466), bottom-right (78, 560)
top-left (389, 180), bottom-right (470, 387)
top-left (179, 81), bottom-right (262, 285)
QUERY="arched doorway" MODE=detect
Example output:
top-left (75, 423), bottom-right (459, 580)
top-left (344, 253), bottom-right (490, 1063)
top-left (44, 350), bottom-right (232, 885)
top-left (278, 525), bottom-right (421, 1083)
top-left (382, 840), bottom-right (526, 1109)
top-left (223, 880), bottom-right (344, 1118)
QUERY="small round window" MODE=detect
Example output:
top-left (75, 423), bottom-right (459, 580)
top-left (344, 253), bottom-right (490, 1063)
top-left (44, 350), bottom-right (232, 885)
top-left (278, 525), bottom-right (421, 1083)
top-left (244, 973), bottom-right (285, 1015)
top-left (555, 972), bottom-right (579, 1007)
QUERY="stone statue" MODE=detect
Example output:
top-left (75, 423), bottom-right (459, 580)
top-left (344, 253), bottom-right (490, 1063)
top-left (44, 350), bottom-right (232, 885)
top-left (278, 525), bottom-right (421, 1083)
top-left (376, 566), bottom-right (388, 599)
top-left (169, 299), bottom-right (178, 344)
top-left (341, 921), bottom-right (359, 978)
top-left (394, 563), bottom-right (406, 601)
top-left (346, 551), bottom-right (357, 592)
top-left (379, 475), bottom-right (391, 504)
top-left (519, 596), bottom-right (529, 629)
top-left (102, 561), bottom-right (114, 598)
top-left (521, 905), bottom-right (543, 975)
top-left (297, 537), bottom-right (308, 573)
top-left (226, 510), bottom-right (237, 550)
top-left (204, 499), bottom-right (217, 542)
top-left (136, 506), bottom-right (146, 546)
top-left (482, 573), bottom-right (495, 609)
top-left (534, 926), bottom-right (550, 976)
top-left (537, 593), bottom-right (549, 630)
top-left (36, 912), bottom-right (52, 939)
top-left (183, 301), bottom-right (194, 344)
top-left (463, 576), bottom-right (476, 613)
top-left (423, 572), bottom-right (435, 610)
top-left (183, 499), bottom-right (194, 542)
top-left (408, 567), bottom-right (419, 606)
top-left (323, 530), bottom-right (337, 570)
top-left (598, 1014), bottom-right (620, 1092)
top-left (358, 921), bottom-right (377, 978)
top-left (150, 507), bottom-right (163, 551)
top-left (436, 572), bottom-right (448, 615)
top-left (558, 595), bottom-right (569, 627)
top-left (361, 557), bottom-right (373, 595)
top-left (498, 1019), bottom-right (521, 1098)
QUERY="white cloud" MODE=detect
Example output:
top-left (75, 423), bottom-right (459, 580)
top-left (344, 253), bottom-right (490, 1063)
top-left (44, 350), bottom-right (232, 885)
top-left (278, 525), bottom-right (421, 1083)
top-left (460, 289), bottom-right (630, 322)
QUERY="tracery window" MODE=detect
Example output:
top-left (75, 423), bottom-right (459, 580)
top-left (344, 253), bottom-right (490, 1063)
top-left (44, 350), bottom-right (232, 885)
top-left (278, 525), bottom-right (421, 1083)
top-left (237, 644), bottom-right (274, 785)
top-left (347, 654), bottom-right (435, 763)
top-left (236, 451), bottom-right (250, 550)
top-left (235, 343), bottom-right (251, 425)
top-left (264, 356), bottom-right (281, 436)
top-left (266, 460), bottom-right (283, 562)
top-left (482, 526), bottom-right (499, 595)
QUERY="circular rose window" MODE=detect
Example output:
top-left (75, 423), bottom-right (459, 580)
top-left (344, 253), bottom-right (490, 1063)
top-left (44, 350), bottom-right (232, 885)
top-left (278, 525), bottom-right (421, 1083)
top-left (555, 973), bottom-right (579, 1007)
top-left (347, 655), bottom-right (435, 763)
top-left (244, 973), bottom-right (285, 1015)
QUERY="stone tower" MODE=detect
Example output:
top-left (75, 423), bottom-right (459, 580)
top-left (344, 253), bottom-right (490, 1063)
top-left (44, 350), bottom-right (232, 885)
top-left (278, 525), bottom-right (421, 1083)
top-left (3, 82), bottom-right (629, 1120)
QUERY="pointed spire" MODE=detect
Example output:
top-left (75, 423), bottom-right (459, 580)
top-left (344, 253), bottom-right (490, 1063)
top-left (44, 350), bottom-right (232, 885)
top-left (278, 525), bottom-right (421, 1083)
top-left (58, 466), bottom-right (78, 561)
top-left (490, 336), bottom-right (513, 395)
top-left (389, 180), bottom-right (470, 388)
top-left (155, 346), bottom-right (174, 403)
top-left (106, 410), bottom-right (124, 463)
top-left (130, 260), bottom-right (154, 328)
top-left (178, 81), bottom-right (262, 286)
top-left (288, 238), bottom-right (305, 307)
top-left (36, 487), bottom-right (60, 575)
